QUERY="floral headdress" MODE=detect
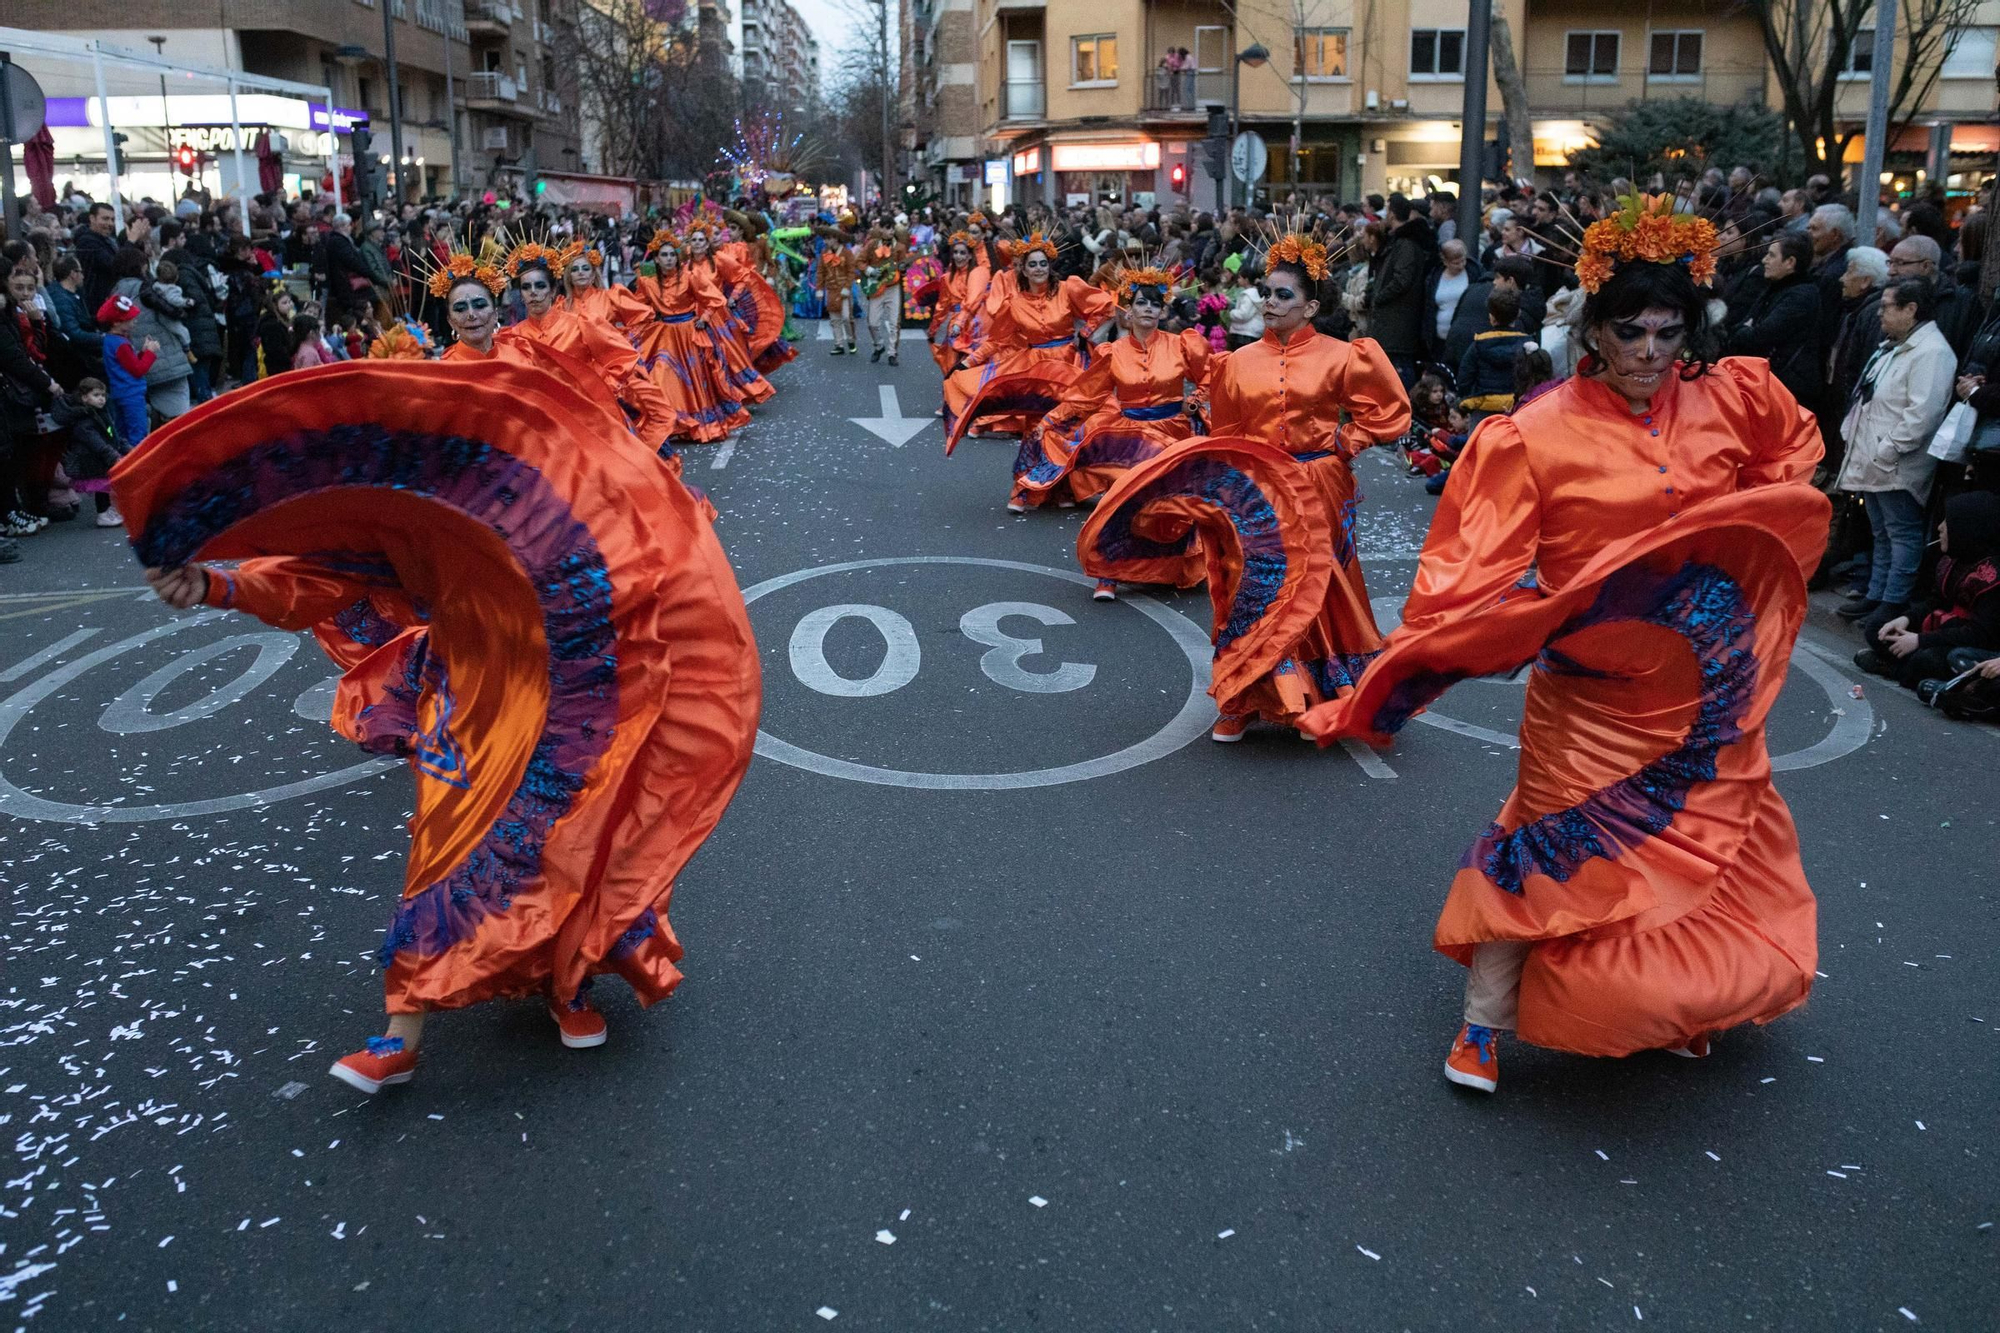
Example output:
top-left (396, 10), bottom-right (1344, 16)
top-left (645, 227), bottom-right (684, 258)
top-left (677, 200), bottom-right (726, 240)
top-left (1576, 193), bottom-right (1719, 293)
top-left (415, 239), bottom-right (506, 301)
top-left (367, 319), bottom-right (435, 361)
top-left (1015, 231), bottom-right (1061, 264)
top-left (1258, 214), bottom-right (1339, 283)
top-left (500, 236), bottom-right (563, 283)
top-left (1111, 249), bottom-right (1178, 305)
top-left (946, 230), bottom-right (976, 252)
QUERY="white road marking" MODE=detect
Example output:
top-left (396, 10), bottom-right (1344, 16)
top-left (743, 556), bottom-right (1213, 790)
top-left (1340, 738), bottom-right (1398, 780)
top-left (709, 440), bottom-right (736, 470)
top-left (0, 628), bottom-right (101, 683)
top-left (848, 385), bottom-right (932, 447)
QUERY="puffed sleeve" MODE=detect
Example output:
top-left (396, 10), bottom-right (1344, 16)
top-left (203, 557), bottom-right (382, 630)
top-left (1334, 336), bottom-right (1413, 452)
top-left (1398, 414), bottom-right (1542, 634)
top-left (969, 294), bottom-right (1022, 365)
top-left (1177, 326), bottom-right (1212, 386)
top-left (1718, 356), bottom-right (1825, 490)
top-left (1061, 275), bottom-right (1118, 334)
top-left (711, 248), bottom-right (746, 286)
top-left (630, 273), bottom-right (664, 316)
top-left (606, 284), bottom-right (659, 331)
top-left (687, 268), bottom-right (732, 324)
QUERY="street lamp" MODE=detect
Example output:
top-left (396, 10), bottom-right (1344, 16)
top-left (1230, 43), bottom-right (1269, 208)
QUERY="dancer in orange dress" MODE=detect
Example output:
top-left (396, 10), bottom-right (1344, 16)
top-left (943, 233), bottom-right (1116, 452)
top-left (683, 219), bottom-right (776, 403)
top-left (499, 237), bottom-right (679, 450)
top-left (562, 236), bottom-right (660, 343)
top-left (1080, 225), bottom-right (1409, 741)
top-left (717, 211), bottom-right (797, 373)
top-left (1299, 201), bottom-right (1826, 1091)
top-left (629, 231), bottom-right (754, 443)
top-left (122, 356), bottom-right (760, 1094)
top-left (927, 232), bottom-right (989, 377)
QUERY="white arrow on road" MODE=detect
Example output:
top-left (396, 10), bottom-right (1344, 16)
top-left (849, 385), bottom-right (933, 447)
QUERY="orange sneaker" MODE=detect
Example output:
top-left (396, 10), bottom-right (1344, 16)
top-left (1665, 1032), bottom-right (1711, 1058)
top-left (1093, 579), bottom-right (1118, 602)
top-left (329, 1036), bottom-right (418, 1094)
top-left (1444, 1024), bottom-right (1500, 1093)
top-left (1211, 712), bottom-right (1250, 743)
top-left (550, 993), bottom-right (608, 1049)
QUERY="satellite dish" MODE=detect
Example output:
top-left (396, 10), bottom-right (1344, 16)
top-left (0, 61), bottom-right (48, 140)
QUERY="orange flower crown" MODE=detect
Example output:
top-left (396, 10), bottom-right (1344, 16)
top-left (420, 248), bottom-right (507, 301)
top-left (1576, 193), bottom-right (1719, 294)
top-left (501, 238), bottom-right (564, 282)
top-left (1014, 231), bottom-right (1061, 265)
top-left (645, 228), bottom-right (684, 257)
top-left (367, 320), bottom-right (435, 360)
top-left (946, 230), bottom-right (976, 251)
top-left (1265, 234), bottom-right (1331, 283)
top-left (1113, 254), bottom-right (1178, 304)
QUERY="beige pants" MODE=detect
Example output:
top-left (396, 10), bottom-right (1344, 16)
top-left (866, 288), bottom-right (902, 352)
top-left (1463, 941), bottom-right (1531, 1030)
top-left (825, 295), bottom-right (855, 349)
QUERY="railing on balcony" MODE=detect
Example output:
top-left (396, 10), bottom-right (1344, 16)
top-left (1523, 64), bottom-right (1766, 116)
top-left (1144, 68), bottom-right (1230, 114)
top-left (466, 1), bottom-right (514, 34)
top-left (464, 70), bottom-right (519, 103)
top-left (1004, 80), bottom-right (1045, 119)
top-left (540, 89), bottom-right (563, 115)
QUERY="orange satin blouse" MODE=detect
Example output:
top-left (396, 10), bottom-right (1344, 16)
top-left (975, 276), bottom-right (1115, 362)
top-left (1402, 357), bottom-right (1824, 633)
top-left (568, 282), bottom-right (660, 334)
top-left (510, 305), bottom-right (678, 446)
top-left (1206, 327), bottom-right (1412, 456)
top-left (1061, 327), bottom-right (1212, 410)
top-left (634, 268), bottom-right (732, 322)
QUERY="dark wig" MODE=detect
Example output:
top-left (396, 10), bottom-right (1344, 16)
top-left (1126, 282), bottom-right (1169, 307)
top-left (1576, 259), bottom-right (1720, 382)
top-left (513, 256), bottom-right (556, 286)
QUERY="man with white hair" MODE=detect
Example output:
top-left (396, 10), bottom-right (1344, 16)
top-left (1889, 233), bottom-right (1977, 356)
top-left (319, 209), bottom-right (376, 325)
top-left (1807, 203), bottom-right (1856, 347)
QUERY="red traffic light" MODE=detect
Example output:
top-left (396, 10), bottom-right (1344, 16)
top-left (1170, 163), bottom-right (1187, 190)
top-left (175, 144), bottom-right (197, 174)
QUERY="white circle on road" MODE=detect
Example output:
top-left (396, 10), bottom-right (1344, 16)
top-left (0, 614), bottom-right (397, 825)
top-left (742, 556), bottom-right (1213, 789)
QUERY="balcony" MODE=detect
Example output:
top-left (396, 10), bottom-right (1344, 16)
top-left (538, 88), bottom-right (564, 117)
top-left (1143, 69), bottom-right (1230, 117)
top-left (1524, 64), bottom-right (1765, 117)
top-left (466, 2), bottom-right (514, 39)
top-left (1005, 80), bottom-right (1045, 120)
top-left (464, 70), bottom-right (526, 115)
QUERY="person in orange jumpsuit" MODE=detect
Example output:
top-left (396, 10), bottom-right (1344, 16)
top-left (1016, 263), bottom-right (1209, 597)
top-left (500, 239), bottom-right (680, 451)
top-left (1080, 232), bottom-right (1410, 741)
top-left (630, 231), bottom-right (754, 443)
top-left (123, 357), bottom-right (760, 1095)
top-left (943, 234), bottom-right (1116, 458)
top-left (1299, 206), bottom-right (1826, 1093)
top-left (927, 232), bottom-right (989, 378)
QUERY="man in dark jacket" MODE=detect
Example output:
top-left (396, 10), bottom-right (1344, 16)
top-left (320, 214), bottom-right (376, 325)
top-left (1443, 254), bottom-right (1542, 378)
top-left (1726, 232), bottom-right (1825, 409)
top-left (44, 257), bottom-right (104, 382)
top-left (1368, 193), bottom-right (1435, 384)
top-left (1889, 236), bottom-right (1976, 357)
top-left (75, 203), bottom-right (123, 315)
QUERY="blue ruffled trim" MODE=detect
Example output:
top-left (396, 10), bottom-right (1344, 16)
top-left (1468, 561), bottom-right (1759, 896)
top-left (365, 1035), bottom-right (405, 1056)
top-left (132, 425), bottom-right (621, 968)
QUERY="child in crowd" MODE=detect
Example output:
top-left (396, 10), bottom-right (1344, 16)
top-left (1456, 288), bottom-right (1533, 422)
top-left (290, 314), bottom-right (337, 369)
top-left (1403, 373), bottom-right (1454, 477)
top-left (1225, 268), bottom-right (1263, 350)
top-left (57, 377), bottom-right (128, 528)
top-left (1421, 405), bottom-right (1474, 496)
top-left (1195, 268), bottom-right (1231, 354)
top-left (96, 294), bottom-right (160, 452)
top-left (151, 260), bottom-right (194, 351)
top-left (1857, 491), bottom-right (2000, 696)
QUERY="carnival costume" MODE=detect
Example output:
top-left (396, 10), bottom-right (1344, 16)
top-left (111, 359), bottom-right (760, 1080)
top-left (943, 235), bottom-right (1115, 440)
top-left (715, 220), bottom-right (798, 373)
top-left (1300, 207), bottom-right (1824, 1084)
top-left (682, 217), bottom-right (776, 402)
top-left (1014, 262), bottom-right (1210, 518)
top-left (820, 239), bottom-right (860, 355)
top-left (859, 237), bottom-right (907, 363)
top-left (1079, 233), bottom-right (1409, 732)
top-left (631, 234), bottom-right (756, 442)
top-left (926, 236), bottom-right (990, 376)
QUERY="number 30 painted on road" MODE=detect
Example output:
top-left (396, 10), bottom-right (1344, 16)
top-left (787, 601), bottom-right (1097, 697)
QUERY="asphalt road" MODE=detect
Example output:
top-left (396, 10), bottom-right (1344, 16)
top-left (1, 326), bottom-right (1995, 1332)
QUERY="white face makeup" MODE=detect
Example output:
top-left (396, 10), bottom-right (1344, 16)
top-left (1023, 253), bottom-right (1052, 287)
top-left (517, 268), bottom-right (557, 318)
top-left (447, 283), bottom-right (499, 348)
top-left (1127, 290), bottom-right (1164, 332)
top-left (1593, 307), bottom-right (1687, 408)
top-left (1258, 271), bottom-right (1317, 335)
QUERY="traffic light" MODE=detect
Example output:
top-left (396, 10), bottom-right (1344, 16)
top-left (1170, 162), bottom-right (1187, 192)
top-left (175, 143), bottom-right (196, 176)
top-left (534, 178), bottom-right (547, 196)
top-left (1203, 136), bottom-right (1228, 181)
top-left (109, 132), bottom-right (129, 176)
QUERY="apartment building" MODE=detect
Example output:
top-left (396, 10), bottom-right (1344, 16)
top-left (903, 0), bottom-right (981, 204)
top-left (973, 0), bottom-right (2000, 210)
top-left (737, 0), bottom-right (821, 107)
top-left (10, 0), bottom-right (582, 201)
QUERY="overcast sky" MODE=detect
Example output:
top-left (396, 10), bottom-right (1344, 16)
top-left (786, 0), bottom-right (865, 86)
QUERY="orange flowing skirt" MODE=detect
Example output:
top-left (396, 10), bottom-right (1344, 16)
top-left (943, 340), bottom-right (1084, 438)
top-left (1300, 487), bottom-right (1829, 1056)
top-left (1080, 437), bottom-right (1382, 721)
top-left (635, 314), bottom-right (753, 443)
top-left (112, 361), bottom-right (761, 1013)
